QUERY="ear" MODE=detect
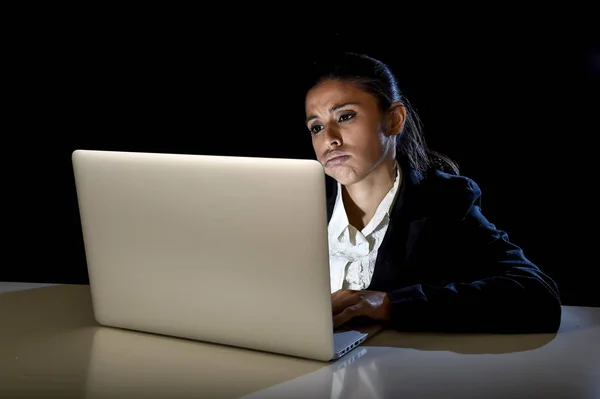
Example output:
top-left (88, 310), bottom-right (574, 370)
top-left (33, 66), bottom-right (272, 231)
top-left (385, 102), bottom-right (406, 137)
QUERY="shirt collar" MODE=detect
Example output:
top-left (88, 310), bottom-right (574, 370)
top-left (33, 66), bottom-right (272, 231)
top-left (328, 161), bottom-right (402, 239)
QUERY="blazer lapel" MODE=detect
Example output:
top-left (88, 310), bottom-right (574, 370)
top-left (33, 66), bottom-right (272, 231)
top-left (367, 161), bottom-right (427, 291)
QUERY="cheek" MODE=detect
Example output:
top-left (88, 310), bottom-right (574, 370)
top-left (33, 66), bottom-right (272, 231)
top-left (311, 135), bottom-right (325, 154)
top-left (310, 135), bottom-right (320, 147)
top-left (350, 120), bottom-right (383, 148)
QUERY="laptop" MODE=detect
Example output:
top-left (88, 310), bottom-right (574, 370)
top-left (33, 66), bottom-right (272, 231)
top-left (72, 149), bottom-right (381, 361)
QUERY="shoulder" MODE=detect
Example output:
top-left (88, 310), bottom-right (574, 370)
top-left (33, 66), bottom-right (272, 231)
top-left (410, 168), bottom-right (483, 220)
top-left (422, 169), bottom-right (482, 202)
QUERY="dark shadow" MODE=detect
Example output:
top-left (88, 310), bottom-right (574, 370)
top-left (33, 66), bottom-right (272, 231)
top-left (366, 330), bottom-right (557, 354)
top-left (364, 306), bottom-right (600, 354)
top-left (342, 317), bottom-right (559, 355)
top-left (0, 285), bottom-right (99, 397)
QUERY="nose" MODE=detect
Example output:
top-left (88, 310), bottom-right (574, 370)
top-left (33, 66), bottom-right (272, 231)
top-left (324, 125), bottom-right (342, 148)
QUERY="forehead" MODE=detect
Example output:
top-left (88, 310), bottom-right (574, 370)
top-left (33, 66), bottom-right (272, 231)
top-left (305, 79), bottom-right (375, 113)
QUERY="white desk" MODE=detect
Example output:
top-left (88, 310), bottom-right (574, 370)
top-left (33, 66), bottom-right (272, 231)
top-left (1, 283), bottom-right (598, 398)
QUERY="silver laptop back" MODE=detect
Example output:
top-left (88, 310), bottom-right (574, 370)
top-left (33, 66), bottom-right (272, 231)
top-left (72, 150), bottom-right (336, 361)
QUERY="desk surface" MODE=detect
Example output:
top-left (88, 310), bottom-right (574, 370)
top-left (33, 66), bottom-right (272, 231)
top-left (1, 283), bottom-right (598, 399)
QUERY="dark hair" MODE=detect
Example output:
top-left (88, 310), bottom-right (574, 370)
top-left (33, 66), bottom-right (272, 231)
top-left (306, 52), bottom-right (459, 176)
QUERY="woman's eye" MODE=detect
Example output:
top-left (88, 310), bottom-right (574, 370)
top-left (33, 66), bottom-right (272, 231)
top-left (310, 124), bottom-right (324, 134)
top-left (339, 113), bottom-right (355, 122)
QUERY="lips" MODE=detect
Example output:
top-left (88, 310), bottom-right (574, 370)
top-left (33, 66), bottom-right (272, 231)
top-left (325, 155), bottom-right (350, 167)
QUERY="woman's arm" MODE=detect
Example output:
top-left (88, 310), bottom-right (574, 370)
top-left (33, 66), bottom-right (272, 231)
top-left (386, 204), bottom-right (562, 334)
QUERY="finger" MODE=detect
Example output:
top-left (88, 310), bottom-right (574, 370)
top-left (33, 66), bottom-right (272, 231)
top-left (334, 305), bottom-right (359, 328)
top-left (332, 293), bottom-right (362, 314)
top-left (332, 289), bottom-right (358, 297)
top-left (331, 289), bottom-right (354, 299)
top-left (331, 290), bottom-right (343, 301)
top-left (333, 303), bottom-right (364, 329)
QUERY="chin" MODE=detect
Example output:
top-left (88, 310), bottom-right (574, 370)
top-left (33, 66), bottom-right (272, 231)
top-left (326, 167), bottom-right (360, 186)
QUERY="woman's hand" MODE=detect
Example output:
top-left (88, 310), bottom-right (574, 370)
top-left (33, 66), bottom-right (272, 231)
top-left (332, 289), bottom-right (392, 329)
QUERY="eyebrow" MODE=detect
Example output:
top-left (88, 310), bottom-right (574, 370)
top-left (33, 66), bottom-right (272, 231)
top-left (305, 102), bottom-right (361, 124)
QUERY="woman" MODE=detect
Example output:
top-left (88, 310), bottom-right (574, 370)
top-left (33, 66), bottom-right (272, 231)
top-left (304, 53), bottom-right (561, 333)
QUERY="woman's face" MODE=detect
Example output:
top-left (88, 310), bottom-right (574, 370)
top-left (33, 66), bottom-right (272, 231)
top-left (305, 79), bottom-right (397, 185)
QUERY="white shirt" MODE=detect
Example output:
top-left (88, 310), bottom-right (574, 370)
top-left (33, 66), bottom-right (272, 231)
top-left (328, 162), bottom-right (402, 292)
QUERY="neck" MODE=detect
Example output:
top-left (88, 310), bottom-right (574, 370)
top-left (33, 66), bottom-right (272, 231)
top-left (341, 156), bottom-right (397, 230)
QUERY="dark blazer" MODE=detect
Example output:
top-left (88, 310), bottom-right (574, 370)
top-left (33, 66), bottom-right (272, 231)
top-left (325, 158), bottom-right (562, 334)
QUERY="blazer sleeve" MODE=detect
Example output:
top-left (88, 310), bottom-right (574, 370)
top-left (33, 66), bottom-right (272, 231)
top-left (386, 180), bottom-right (562, 334)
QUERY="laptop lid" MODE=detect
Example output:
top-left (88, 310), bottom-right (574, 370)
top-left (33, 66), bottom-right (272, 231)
top-left (72, 149), bottom-right (335, 361)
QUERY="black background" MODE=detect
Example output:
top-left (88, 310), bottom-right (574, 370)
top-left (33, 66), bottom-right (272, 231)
top-left (5, 13), bottom-right (599, 306)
